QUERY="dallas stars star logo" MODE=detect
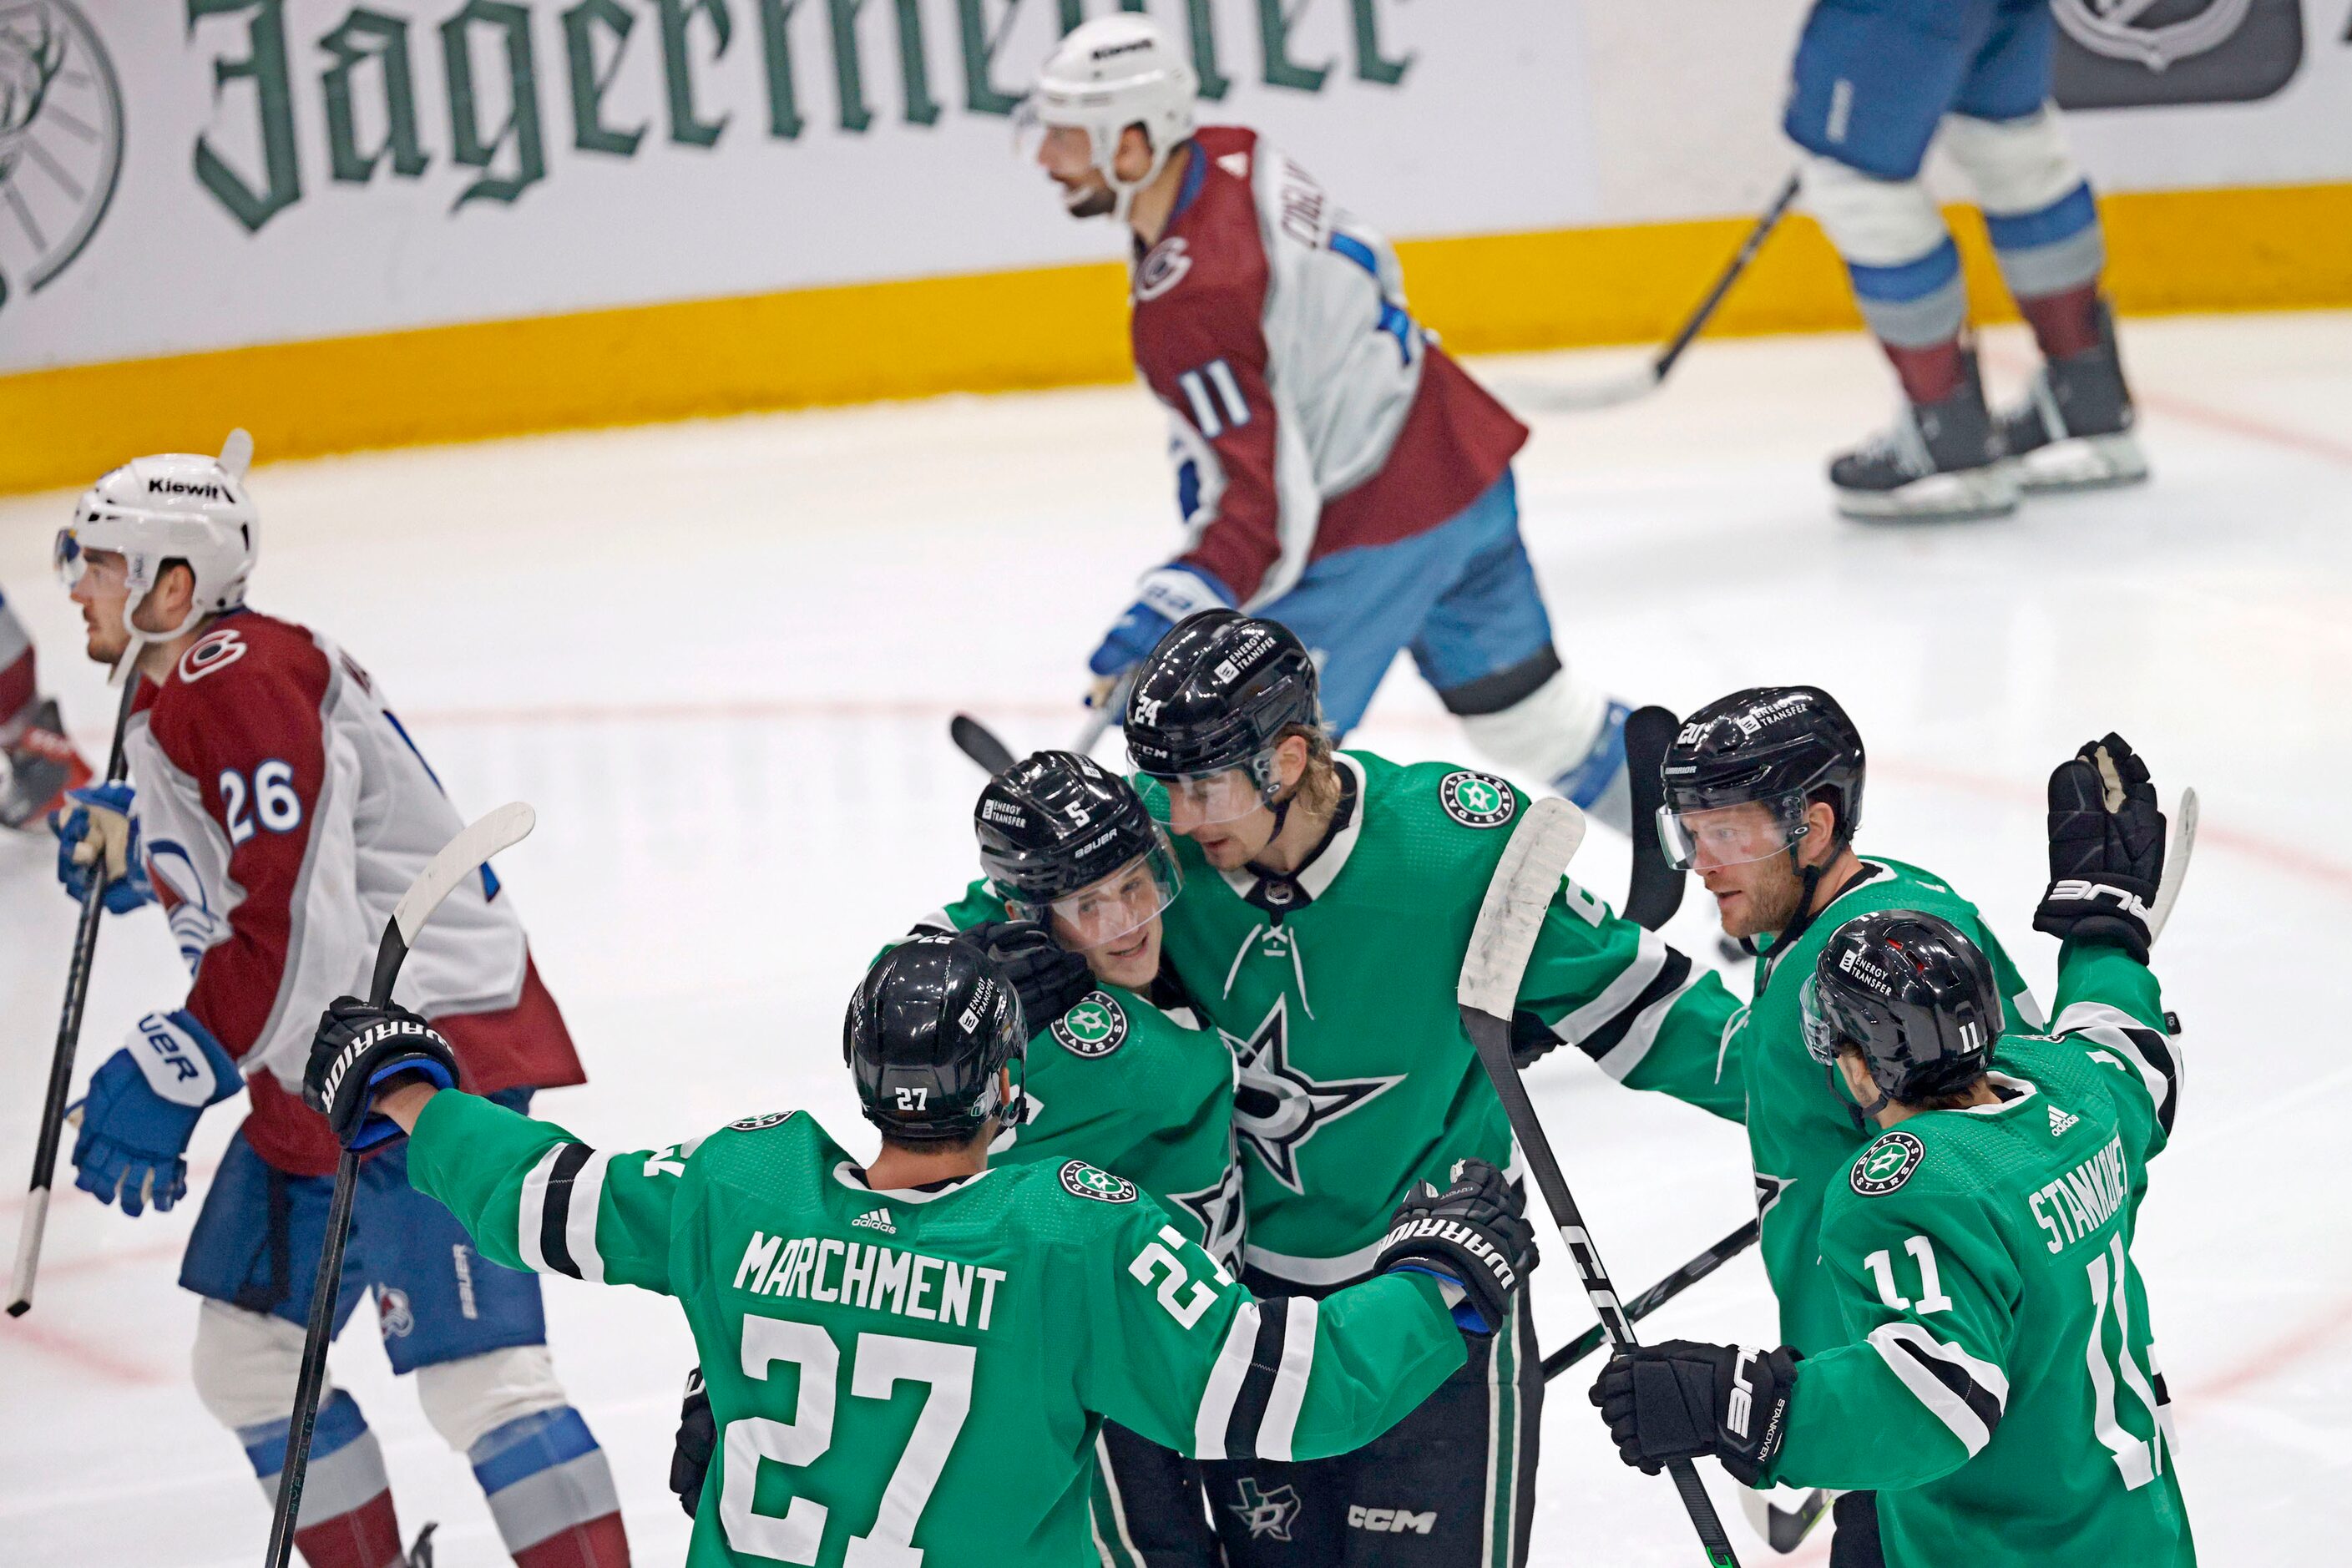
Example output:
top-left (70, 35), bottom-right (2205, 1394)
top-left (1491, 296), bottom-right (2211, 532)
top-left (1229, 1478), bottom-right (1302, 1541)
top-left (1222, 996), bottom-right (1400, 1194)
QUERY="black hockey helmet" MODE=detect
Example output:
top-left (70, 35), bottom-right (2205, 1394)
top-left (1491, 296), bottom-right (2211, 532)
top-left (1124, 609), bottom-right (1321, 807)
top-left (1657, 686), bottom-right (1865, 872)
top-left (1802, 909), bottom-right (1999, 1110)
top-left (974, 751), bottom-right (1182, 948)
top-left (844, 934), bottom-right (1026, 1144)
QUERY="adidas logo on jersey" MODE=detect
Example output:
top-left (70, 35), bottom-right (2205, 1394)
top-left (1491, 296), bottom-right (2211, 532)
top-left (2049, 1104), bottom-right (2080, 1136)
top-left (852, 1207), bottom-right (897, 1234)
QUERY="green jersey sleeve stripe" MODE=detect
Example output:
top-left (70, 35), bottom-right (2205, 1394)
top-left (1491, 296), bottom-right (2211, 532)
top-left (1257, 1296), bottom-right (1320, 1461)
top-left (2013, 985), bottom-right (2048, 1029)
top-left (516, 1143), bottom-right (571, 1276)
top-left (2055, 1001), bottom-right (2182, 1132)
top-left (1576, 948), bottom-right (1698, 1081)
top-left (567, 1150), bottom-right (614, 1283)
top-left (1193, 1301), bottom-right (1262, 1460)
top-left (1868, 1323), bottom-right (2009, 1456)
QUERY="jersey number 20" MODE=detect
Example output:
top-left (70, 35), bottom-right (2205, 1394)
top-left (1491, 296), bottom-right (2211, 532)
top-left (726, 1315), bottom-right (974, 1565)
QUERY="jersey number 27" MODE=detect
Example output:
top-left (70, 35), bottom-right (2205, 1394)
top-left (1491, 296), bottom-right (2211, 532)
top-left (726, 1315), bottom-right (974, 1565)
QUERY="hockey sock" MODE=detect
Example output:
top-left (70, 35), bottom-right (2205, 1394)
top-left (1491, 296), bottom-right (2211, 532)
top-left (1879, 336), bottom-right (1967, 407)
top-left (2016, 281), bottom-right (2102, 362)
top-left (239, 1392), bottom-right (407, 1568)
top-left (468, 1408), bottom-right (630, 1566)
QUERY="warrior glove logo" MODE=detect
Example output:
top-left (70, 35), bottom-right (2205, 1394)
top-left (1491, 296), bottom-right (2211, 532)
top-left (0, 2), bottom-right (123, 316)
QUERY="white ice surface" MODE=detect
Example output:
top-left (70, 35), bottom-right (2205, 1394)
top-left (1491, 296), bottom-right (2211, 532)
top-left (3, 313), bottom-right (2349, 1565)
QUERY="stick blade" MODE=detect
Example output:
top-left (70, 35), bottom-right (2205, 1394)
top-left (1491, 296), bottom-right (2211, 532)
top-left (394, 802), bottom-right (536, 947)
top-left (1621, 706), bottom-right (1687, 930)
top-left (1460, 797), bottom-right (1589, 1018)
top-left (949, 714), bottom-right (1018, 776)
top-left (1502, 364), bottom-right (1662, 415)
top-left (2147, 786), bottom-right (2198, 943)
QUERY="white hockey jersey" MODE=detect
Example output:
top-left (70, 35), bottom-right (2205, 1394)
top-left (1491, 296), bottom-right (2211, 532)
top-left (127, 609), bottom-right (578, 1175)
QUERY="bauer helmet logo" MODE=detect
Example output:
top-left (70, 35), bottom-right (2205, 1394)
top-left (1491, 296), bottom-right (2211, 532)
top-left (0, 2), bottom-right (123, 316)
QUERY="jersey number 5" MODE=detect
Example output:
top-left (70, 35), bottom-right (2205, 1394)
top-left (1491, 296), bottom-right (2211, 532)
top-left (725, 1315), bottom-right (975, 1565)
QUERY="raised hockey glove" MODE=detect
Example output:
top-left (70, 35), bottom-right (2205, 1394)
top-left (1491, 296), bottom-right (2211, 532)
top-left (1374, 1158), bottom-right (1536, 1336)
top-left (70, 1010), bottom-right (240, 1216)
top-left (2034, 731), bottom-right (2165, 963)
top-left (1087, 565), bottom-right (1232, 680)
top-left (964, 919), bottom-right (1095, 1034)
top-left (1590, 1340), bottom-right (1797, 1486)
top-left (670, 1368), bottom-right (714, 1518)
top-left (304, 996), bottom-right (458, 1151)
top-left (52, 781), bottom-right (154, 914)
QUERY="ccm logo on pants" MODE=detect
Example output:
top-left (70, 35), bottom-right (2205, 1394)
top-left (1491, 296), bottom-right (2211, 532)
top-left (1348, 1505), bottom-right (1437, 1534)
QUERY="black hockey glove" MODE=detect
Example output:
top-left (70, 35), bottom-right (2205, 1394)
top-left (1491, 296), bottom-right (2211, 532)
top-left (303, 997), bottom-right (458, 1151)
top-left (670, 1368), bottom-right (714, 1518)
top-left (1374, 1159), bottom-right (1536, 1336)
top-left (964, 919), bottom-right (1095, 1032)
top-left (2034, 732), bottom-right (2165, 964)
top-left (1590, 1339), bottom-right (1797, 1486)
top-left (1590, 1344), bottom-right (1787, 1495)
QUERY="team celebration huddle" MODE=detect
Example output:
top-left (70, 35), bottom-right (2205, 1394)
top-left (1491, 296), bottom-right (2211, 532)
top-left (3, 7), bottom-right (2215, 1568)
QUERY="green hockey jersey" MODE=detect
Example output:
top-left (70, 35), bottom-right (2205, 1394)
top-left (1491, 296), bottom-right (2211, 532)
top-left (404, 1093), bottom-right (1466, 1568)
top-left (903, 910), bottom-right (1246, 1268)
top-left (1766, 942), bottom-right (2192, 1566)
top-left (1136, 752), bottom-right (1745, 1285)
top-left (1599, 857), bottom-right (2037, 1356)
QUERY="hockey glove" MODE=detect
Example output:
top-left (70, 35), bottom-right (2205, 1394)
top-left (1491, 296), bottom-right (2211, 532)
top-left (1087, 565), bottom-right (1232, 680)
top-left (1590, 1339), bottom-right (1796, 1486)
top-left (2034, 732), bottom-right (2165, 964)
top-left (71, 1010), bottom-right (241, 1216)
top-left (304, 997), bottom-right (459, 1151)
top-left (1374, 1158), bottom-right (1536, 1335)
top-left (964, 920), bottom-right (1095, 1034)
top-left (671, 1368), bottom-right (714, 1518)
top-left (53, 781), bottom-right (154, 914)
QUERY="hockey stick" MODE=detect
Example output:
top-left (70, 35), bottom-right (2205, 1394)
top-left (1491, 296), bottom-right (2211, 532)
top-left (1459, 796), bottom-right (1743, 1566)
top-left (949, 714), bottom-right (1017, 776)
top-left (8, 671), bottom-right (145, 1318)
top-left (1505, 173), bottom-right (1801, 414)
top-left (1074, 670), bottom-right (1134, 758)
top-left (1621, 706), bottom-right (1688, 931)
top-left (2147, 787), bottom-right (2198, 944)
top-left (1539, 1216), bottom-right (1760, 1382)
top-left (262, 802), bottom-right (537, 1568)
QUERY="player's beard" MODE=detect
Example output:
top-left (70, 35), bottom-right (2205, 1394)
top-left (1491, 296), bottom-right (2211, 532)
top-left (1064, 180), bottom-right (1116, 220)
top-left (1717, 862), bottom-right (1805, 940)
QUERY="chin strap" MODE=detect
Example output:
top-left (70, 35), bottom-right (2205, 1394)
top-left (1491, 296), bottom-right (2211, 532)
top-left (1829, 1062), bottom-right (1890, 1130)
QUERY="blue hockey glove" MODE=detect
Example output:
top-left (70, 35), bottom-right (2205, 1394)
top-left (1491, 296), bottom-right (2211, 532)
top-left (53, 781), bottom-right (154, 914)
top-left (1086, 565), bottom-right (1232, 679)
top-left (71, 1010), bottom-right (241, 1216)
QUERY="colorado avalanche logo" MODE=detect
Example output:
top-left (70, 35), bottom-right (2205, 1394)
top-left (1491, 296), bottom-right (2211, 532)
top-left (1135, 235), bottom-right (1192, 301)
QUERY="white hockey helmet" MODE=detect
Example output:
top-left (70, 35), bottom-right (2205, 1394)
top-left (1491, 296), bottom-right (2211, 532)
top-left (57, 432), bottom-right (258, 674)
top-left (1021, 15), bottom-right (1196, 221)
